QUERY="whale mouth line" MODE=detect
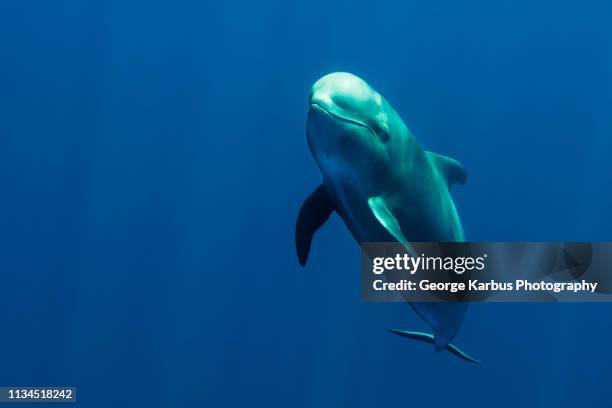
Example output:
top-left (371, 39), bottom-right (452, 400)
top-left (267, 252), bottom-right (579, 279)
top-left (310, 102), bottom-right (374, 135)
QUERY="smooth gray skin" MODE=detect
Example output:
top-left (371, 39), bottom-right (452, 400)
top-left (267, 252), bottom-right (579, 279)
top-left (303, 72), bottom-right (468, 351)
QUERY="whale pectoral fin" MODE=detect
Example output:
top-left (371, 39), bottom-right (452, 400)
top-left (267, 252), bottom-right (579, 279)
top-left (367, 197), bottom-right (416, 256)
top-left (427, 151), bottom-right (467, 189)
top-left (295, 184), bottom-right (334, 266)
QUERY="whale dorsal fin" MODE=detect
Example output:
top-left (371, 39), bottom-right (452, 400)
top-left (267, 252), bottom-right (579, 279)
top-left (295, 184), bottom-right (334, 266)
top-left (427, 151), bottom-right (467, 189)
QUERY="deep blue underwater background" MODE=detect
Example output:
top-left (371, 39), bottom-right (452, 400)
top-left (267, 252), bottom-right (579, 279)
top-left (1, 0), bottom-right (611, 407)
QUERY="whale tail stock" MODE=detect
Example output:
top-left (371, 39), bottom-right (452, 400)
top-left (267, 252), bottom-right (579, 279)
top-left (388, 329), bottom-right (480, 364)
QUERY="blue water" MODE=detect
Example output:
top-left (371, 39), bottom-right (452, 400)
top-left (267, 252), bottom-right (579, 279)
top-left (1, 1), bottom-right (611, 407)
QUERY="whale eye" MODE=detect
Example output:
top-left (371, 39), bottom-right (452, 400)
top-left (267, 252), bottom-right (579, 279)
top-left (372, 123), bottom-right (389, 142)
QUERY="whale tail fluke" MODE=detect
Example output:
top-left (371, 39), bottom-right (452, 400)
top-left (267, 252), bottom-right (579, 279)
top-left (388, 328), bottom-right (480, 364)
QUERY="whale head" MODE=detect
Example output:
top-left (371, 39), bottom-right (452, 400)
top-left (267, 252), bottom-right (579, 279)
top-left (306, 72), bottom-right (414, 194)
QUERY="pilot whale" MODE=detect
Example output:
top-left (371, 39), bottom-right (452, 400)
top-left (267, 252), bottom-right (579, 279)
top-left (296, 72), bottom-right (478, 363)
